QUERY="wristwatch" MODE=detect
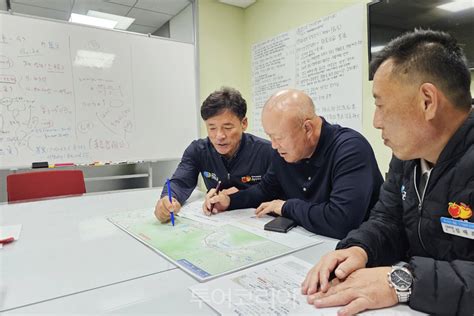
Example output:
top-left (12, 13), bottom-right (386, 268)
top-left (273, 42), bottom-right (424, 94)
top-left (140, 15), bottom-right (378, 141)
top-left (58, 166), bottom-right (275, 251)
top-left (387, 265), bottom-right (413, 303)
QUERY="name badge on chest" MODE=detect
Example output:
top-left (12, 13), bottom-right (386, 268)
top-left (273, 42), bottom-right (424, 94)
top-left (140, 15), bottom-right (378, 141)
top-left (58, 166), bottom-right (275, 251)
top-left (441, 217), bottom-right (474, 240)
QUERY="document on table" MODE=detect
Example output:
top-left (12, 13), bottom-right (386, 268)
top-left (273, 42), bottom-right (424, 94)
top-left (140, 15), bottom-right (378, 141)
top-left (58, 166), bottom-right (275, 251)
top-left (179, 200), bottom-right (319, 248)
top-left (189, 256), bottom-right (335, 315)
top-left (189, 256), bottom-right (422, 315)
top-left (178, 200), bottom-right (261, 226)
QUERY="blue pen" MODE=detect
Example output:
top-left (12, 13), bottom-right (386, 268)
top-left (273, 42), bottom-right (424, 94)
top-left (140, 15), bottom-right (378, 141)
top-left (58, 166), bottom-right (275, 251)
top-left (166, 178), bottom-right (175, 226)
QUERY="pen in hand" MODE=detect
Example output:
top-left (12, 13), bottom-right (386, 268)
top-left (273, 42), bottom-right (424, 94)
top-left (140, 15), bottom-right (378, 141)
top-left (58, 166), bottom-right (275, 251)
top-left (209, 180), bottom-right (222, 215)
top-left (166, 178), bottom-right (175, 226)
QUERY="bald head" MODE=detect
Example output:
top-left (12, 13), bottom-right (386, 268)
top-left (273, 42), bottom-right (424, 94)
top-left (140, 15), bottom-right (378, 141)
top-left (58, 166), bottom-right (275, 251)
top-left (262, 89), bottom-right (322, 162)
top-left (263, 89), bottom-right (316, 124)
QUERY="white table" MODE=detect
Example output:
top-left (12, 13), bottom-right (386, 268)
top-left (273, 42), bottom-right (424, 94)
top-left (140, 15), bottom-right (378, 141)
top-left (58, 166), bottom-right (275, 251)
top-left (1, 188), bottom-right (423, 315)
top-left (0, 188), bottom-right (203, 312)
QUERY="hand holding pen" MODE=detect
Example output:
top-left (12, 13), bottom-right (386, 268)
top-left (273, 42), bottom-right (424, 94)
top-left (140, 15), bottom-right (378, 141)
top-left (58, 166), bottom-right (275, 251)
top-left (203, 181), bottom-right (222, 216)
top-left (166, 178), bottom-right (175, 226)
top-left (154, 179), bottom-right (181, 224)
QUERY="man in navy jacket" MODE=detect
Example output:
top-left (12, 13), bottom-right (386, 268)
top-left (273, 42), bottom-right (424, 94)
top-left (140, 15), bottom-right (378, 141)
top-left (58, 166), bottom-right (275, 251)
top-left (205, 89), bottom-right (383, 239)
top-left (155, 87), bottom-right (272, 223)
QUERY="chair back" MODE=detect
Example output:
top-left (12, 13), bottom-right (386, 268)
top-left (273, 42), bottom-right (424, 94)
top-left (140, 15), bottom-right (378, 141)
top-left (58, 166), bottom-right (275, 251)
top-left (7, 170), bottom-right (86, 202)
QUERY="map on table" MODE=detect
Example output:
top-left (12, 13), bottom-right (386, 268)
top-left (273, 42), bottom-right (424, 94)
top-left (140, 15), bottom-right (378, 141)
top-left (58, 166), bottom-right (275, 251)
top-left (108, 203), bottom-right (322, 281)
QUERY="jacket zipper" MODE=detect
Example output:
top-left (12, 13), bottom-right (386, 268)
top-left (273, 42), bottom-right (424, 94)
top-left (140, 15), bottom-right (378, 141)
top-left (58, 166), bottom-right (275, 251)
top-left (414, 165), bottom-right (430, 254)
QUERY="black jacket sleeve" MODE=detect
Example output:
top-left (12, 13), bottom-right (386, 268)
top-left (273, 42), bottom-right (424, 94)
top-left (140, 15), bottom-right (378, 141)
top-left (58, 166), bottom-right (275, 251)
top-left (228, 162), bottom-right (282, 209)
top-left (160, 142), bottom-right (200, 205)
top-left (408, 183), bottom-right (474, 315)
top-left (336, 157), bottom-right (408, 265)
top-left (283, 138), bottom-right (383, 239)
top-left (338, 157), bottom-right (474, 315)
top-left (409, 257), bottom-right (474, 315)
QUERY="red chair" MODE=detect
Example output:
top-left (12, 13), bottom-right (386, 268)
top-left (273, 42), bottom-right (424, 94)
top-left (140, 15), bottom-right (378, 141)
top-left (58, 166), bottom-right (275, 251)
top-left (7, 170), bottom-right (86, 202)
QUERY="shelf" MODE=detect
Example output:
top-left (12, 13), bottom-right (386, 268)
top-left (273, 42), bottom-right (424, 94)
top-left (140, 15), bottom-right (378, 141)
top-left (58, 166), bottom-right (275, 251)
top-left (84, 173), bottom-right (150, 182)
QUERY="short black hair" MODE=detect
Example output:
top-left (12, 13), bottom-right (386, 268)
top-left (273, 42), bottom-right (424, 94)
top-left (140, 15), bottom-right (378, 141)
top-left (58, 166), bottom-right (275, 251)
top-left (370, 29), bottom-right (472, 110)
top-left (201, 87), bottom-right (247, 120)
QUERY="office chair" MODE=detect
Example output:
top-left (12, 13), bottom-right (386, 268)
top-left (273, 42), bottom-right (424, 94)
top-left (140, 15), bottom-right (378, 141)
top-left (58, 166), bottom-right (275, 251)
top-left (7, 170), bottom-right (86, 202)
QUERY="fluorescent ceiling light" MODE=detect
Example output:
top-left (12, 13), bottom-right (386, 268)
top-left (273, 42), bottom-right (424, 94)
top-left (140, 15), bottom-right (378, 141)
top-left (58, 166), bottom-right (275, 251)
top-left (371, 45), bottom-right (385, 53)
top-left (69, 13), bottom-right (117, 29)
top-left (73, 50), bottom-right (116, 69)
top-left (87, 10), bottom-right (135, 30)
top-left (437, 1), bottom-right (474, 12)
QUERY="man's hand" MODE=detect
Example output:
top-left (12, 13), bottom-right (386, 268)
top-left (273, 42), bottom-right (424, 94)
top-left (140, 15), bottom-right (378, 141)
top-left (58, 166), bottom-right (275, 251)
top-left (221, 187), bottom-right (239, 195)
top-left (306, 267), bottom-right (398, 316)
top-left (202, 189), bottom-right (234, 215)
top-left (255, 200), bottom-right (285, 217)
top-left (301, 246), bottom-right (368, 295)
top-left (154, 196), bottom-right (181, 223)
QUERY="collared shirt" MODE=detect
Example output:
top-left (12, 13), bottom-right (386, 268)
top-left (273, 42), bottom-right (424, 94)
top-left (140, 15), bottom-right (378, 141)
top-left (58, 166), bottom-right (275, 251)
top-left (418, 158), bottom-right (433, 196)
top-left (420, 158), bottom-right (433, 176)
top-left (161, 133), bottom-right (273, 204)
top-left (229, 119), bottom-right (384, 239)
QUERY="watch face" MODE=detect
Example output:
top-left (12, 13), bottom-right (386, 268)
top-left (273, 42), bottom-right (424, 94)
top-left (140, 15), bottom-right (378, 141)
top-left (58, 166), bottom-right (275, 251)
top-left (390, 269), bottom-right (412, 291)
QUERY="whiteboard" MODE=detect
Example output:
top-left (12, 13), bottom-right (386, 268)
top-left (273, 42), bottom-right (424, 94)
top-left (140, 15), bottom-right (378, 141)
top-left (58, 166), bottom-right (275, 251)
top-left (0, 13), bottom-right (198, 169)
top-left (251, 4), bottom-right (364, 134)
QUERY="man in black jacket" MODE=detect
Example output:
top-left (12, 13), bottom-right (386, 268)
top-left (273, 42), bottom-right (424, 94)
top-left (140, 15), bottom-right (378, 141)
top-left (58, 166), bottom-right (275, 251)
top-left (204, 89), bottom-right (383, 239)
top-left (301, 30), bottom-right (473, 315)
top-left (154, 87), bottom-right (272, 223)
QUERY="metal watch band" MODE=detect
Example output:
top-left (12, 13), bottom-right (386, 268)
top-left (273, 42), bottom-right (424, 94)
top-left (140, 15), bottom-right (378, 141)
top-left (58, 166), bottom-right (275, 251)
top-left (397, 288), bottom-right (411, 303)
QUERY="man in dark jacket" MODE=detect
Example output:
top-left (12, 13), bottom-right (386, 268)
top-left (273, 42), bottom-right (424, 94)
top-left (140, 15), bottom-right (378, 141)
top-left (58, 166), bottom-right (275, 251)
top-left (154, 87), bottom-right (272, 223)
top-left (301, 30), bottom-right (473, 316)
top-left (204, 89), bottom-right (383, 239)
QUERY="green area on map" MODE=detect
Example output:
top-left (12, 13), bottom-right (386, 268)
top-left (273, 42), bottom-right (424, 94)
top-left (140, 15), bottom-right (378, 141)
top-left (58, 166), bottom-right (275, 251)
top-left (113, 214), bottom-right (291, 276)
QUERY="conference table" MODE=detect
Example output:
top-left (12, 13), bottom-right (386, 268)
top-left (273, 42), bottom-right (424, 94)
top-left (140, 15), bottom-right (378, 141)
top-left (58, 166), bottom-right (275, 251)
top-left (0, 188), bottom-right (423, 314)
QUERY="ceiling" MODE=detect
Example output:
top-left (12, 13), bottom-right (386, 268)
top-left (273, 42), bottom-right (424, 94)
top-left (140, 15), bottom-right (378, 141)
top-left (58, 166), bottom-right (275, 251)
top-left (369, 0), bottom-right (474, 67)
top-left (0, 0), bottom-right (192, 35)
top-left (369, 0), bottom-right (474, 30)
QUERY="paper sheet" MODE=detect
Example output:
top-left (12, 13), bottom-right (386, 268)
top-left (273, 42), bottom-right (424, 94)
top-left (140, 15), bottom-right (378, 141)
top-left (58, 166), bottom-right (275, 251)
top-left (178, 200), bottom-right (259, 226)
top-left (190, 256), bottom-right (336, 315)
top-left (190, 256), bottom-right (424, 315)
top-left (173, 200), bottom-right (322, 250)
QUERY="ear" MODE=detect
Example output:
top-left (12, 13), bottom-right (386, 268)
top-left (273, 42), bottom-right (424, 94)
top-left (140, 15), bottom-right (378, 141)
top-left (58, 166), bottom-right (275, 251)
top-left (241, 117), bottom-right (248, 131)
top-left (419, 83), bottom-right (439, 121)
top-left (303, 120), bottom-right (312, 136)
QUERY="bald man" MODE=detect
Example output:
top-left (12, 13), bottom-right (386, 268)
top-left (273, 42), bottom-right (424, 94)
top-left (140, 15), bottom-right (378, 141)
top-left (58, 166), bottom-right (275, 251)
top-left (204, 89), bottom-right (383, 239)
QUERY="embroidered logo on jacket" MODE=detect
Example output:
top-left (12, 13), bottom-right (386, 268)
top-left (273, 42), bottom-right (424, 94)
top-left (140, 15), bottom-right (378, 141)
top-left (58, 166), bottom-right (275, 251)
top-left (448, 202), bottom-right (472, 220)
top-left (400, 185), bottom-right (407, 201)
top-left (202, 171), bottom-right (219, 181)
top-left (241, 175), bottom-right (262, 183)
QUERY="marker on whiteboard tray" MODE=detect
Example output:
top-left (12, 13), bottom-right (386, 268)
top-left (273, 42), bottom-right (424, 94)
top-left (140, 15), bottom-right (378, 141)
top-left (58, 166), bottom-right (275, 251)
top-left (32, 161), bottom-right (49, 169)
top-left (53, 162), bottom-right (75, 167)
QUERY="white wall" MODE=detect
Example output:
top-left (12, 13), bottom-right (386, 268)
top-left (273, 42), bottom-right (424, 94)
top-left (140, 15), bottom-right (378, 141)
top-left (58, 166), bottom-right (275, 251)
top-left (170, 3), bottom-right (194, 43)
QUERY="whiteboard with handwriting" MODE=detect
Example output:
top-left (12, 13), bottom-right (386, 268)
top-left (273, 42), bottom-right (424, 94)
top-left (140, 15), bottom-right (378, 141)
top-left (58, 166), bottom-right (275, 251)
top-left (0, 13), bottom-right (198, 168)
top-left (251, 4), bottom-right (363, 134)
